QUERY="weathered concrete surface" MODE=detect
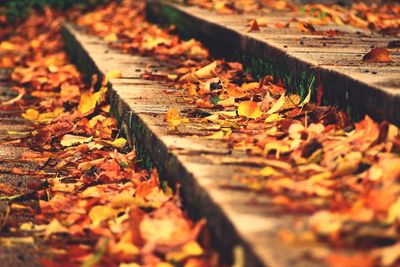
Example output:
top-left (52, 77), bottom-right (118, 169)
top-left (60, 23), bottom-right (366, 267)
top-left (0, 69), bottom-right (42, 267)
top-left (146, 1), bottom-right (400, 125)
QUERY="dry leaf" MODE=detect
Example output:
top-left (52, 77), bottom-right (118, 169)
top-left (238, 101), bottom-right (263, 119)
top-left (267, 94), bottom-right (286, 114)
top-left (362, 48), bottom-right (393, 63)
top-left (247, 20), bottom-right (260, 32)
top-left (194, 61), bottom-right (217, 79)
top-left (61, 134), bottom-right (93, 147)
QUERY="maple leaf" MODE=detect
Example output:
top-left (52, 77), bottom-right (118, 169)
top-left (246, 20), bottom-right (260, 32)
top-left (165, 108), bottom-right (188, 128)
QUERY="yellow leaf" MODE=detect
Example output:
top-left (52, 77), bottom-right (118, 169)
top-left (61, 134), bottom-right (93, 147)
top-left (309, 211), bottom-right (341, 236)
top-left (44, 219), bottom-right (69, 238)
top-left (259, 166), bottom-right (279, 177)
top-left (241, 82), bottom-right (259, 91)
top-left (78, 87), bottom-right (106, 115)
top-left (104, 33), bottom-right (118, 42)
top-left (81, 185), bottom-right (103, 198)
top-left (194, 61), bottom-right (217, 79)
top-left (387, 197), bottom-right (400, 223)
top-left (111, 241), bottom-right (139, 259)
top-left (207, 131), bottom-right (225, 139)
top-left (374, 242), bottom-right (400, 267)
top-left (0, 41), bottom-right (16, 50)
top-left (218, 96), bottom-right (235, 107)
top-left (299, 85), bottom-right (312, 108)
top-left (156, 263), bottom-right (174, 267)
top-left (106, 70), bottom-right (122, 79)
top-left (1, 237), bottom-right (35, 248)
top-left (48, 65), bottom-right (59, 73)
top-left (265, 113), bottom-right (282, 123)
top-left (165, 108), bottom-right (181, 123)
top-left (167, 74), bottom-right (178, 81)
top-left (88, 115), bottom-right (107, 128)
top-left (22, 108), bottom-right (64, 123)
top-left (165, 108), bottom-right (188, 128)
top-left (266, 94), bottom-right (285, 114)
top-left (308, 171), bottom-right (332, 183)
top-left (166, 241), bottom-right (204, 262)
top-left (38, 107), bottom-right (64, 122)
top-left (101, 137), bottom-right (127, 149)
top-left (238, 101), bottom-right (263, 119)
top-left (89, 205), bottom-right (116, 226)
top-left (110, 191), bottom-right (135, 208)
top-left (22, 109), bottom-right (39, 121)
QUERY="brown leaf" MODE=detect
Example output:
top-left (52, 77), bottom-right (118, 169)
top-left (246, 20), bottom-right (260, 32)
top-left (362, 48), bottom-right (393, 63)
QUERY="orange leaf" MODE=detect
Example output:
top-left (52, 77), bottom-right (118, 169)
top-left (238, 101), bottom-right (263, 119)
top-left (326, 253), bottom-right (375, 267)
top-left (362, 48), bottom-right (392, 63)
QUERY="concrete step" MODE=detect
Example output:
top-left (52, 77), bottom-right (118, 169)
top-left (60, 22), bottom-right (369, 267)
top-left (145, 1), bottom-right (400, 125)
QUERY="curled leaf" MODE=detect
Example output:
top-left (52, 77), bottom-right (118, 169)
top-left (194, 61), bottom-right (217, 79)
top-left (267, 94), bottom-right (285, 114)
top-left (61, 134), bottom-right (93, 147)
top-left (362, 48), bottom-right (392, 63)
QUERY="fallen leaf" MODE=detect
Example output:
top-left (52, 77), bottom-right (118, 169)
top-left (101, 137), bottom-right (127, 149)
top-left (166, 241), bottom-right (204, 262)
top-left (43, 219), bottom-right (69, 238)
top-left (194, 61), bottom-right (217, 79)
top-left (106, 70), bottom-right (123, 79)
top-left (61, 134), bottom-right (93, 147)
top-left (104, 33), bottom-right (118, 42)
top-left (165, 108), bottom-right (188, 128)
top-left (238, 101), bottom-right (263, 119)
top-left (326, 253), bottom-right (375, 267)
top-left (374, 242), bottom-right (400, 266)
top-left (266, 94), bottom-right (285, 114)
top-left (247, 20), bottom-right (260, 32)
top-left (89, 205), bottom-right (116, 226)
top-left (78, 87), bottom-right (106, 115)
top-left (362, 48), bottom-right (392, 63)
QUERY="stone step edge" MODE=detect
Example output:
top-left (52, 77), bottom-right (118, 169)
top-left (61, 23), bottom-right (269, 267)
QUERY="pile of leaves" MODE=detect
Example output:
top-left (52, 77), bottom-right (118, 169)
top-left (186, 0), bottom-right (400, 36)
top-left (0, 5), bottom-right (219, 267)
top-left (76, 1), bottom-right (400, 266)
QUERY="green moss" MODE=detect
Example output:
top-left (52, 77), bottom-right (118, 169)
top-left (239, 52), bottom-right (317, 101)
